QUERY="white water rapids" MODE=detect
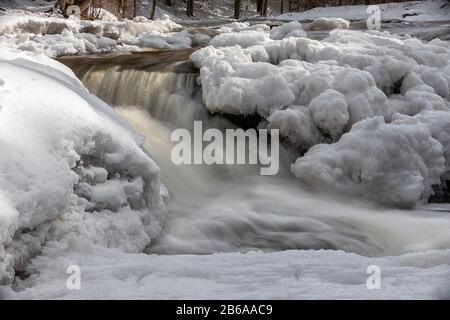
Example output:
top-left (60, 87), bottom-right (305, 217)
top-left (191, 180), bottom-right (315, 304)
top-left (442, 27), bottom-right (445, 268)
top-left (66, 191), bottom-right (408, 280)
top-left (61, 51), bottom-right (450, 258)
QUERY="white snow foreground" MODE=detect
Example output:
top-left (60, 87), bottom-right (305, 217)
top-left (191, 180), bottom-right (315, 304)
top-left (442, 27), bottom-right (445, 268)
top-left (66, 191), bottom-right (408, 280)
top-left (0, 49), bottom-right (167, 285)
top-left (1, 244), bottom-right (449, 299)
top-left (191, 26), bottom-right (450, 206)
top-left (0, 12), bottom-right (195, 56)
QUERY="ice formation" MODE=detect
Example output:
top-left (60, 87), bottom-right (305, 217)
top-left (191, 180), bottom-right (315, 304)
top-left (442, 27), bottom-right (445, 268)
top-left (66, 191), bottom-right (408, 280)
top-left (269, 21), bottom-right (307, 40)
top-left (0, 13), bottom-right (193, 56)
top-left (192, 24), bottom-right (450, 206)
top-left (0, 49), bottom-right (167, 284)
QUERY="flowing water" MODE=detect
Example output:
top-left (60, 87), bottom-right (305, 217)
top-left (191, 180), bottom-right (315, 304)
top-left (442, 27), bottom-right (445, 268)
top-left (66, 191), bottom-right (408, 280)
top-left (59, 50), bottom-right (450, 258)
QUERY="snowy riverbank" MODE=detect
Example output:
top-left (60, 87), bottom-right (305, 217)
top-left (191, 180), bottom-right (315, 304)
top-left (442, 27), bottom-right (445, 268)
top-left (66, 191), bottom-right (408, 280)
top-left (2, 245), bottom-right (450, 299)
top-left (0, 10), bottom-right (207, 56)
top-left (276, 0), bottom-right (450, 22)
top-left (0, 49), bottom-right (167, 286)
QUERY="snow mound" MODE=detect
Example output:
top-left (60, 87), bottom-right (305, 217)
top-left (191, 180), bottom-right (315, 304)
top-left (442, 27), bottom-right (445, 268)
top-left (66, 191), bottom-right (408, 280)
top-left (209, 29), bottom-right (269, 48)
top-left (269, 21), bottom-right (307, 40)
top-left (267, 106), bottom-right (322, 152)
top-left (308, 17), bottom-right (350, 31)
top-left (210, 21), bottom-right (308, 48)
top-left (136, 30), bottom-right (192, 50)
top-left (0, 50), bottom-right (167, 285)
top-left (192, 29), bottom-right (450, 205)
top-left (292, 115), bottom-right (445, 206)
top-left (218, 22), bottom-right (270, 33)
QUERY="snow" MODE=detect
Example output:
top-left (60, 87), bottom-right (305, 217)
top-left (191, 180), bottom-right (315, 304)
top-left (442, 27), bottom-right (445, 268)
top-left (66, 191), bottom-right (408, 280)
top-left (0, 0), bottom-right (55, 12)
top-left (267, 106), bottom-right (322, 152)
top-left (218, 22), bottom-right (271, 33)
top-left (0, 12), bottom-right (191, 56)
top-left (276, 0), bottom-right (450, 22)
top-left (192, 26), bottom-right (450, 205)
top-left (1, 244), bottom-right (449, 299)
top-left (1, 0), bottom-right (450, 300)
top-left (308, 89), bottom-right (350, 139)
top-left (143, 0), bottom-right (260, 20)
top-left (292, 115), bottom-right (445, 206)
top-left (136, 30), bottom-right (192, 50)
top-left (0, 49), bottom-right (167, 285)
top-left (209, 29), bottom-right (270, 48)
top-left (269, 21), bottom-right (307, 40)
top-left (308, 17), bottom-right (350, 31)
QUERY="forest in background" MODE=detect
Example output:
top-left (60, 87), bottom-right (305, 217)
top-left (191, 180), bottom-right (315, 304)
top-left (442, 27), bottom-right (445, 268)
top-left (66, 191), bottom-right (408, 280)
top-left (57, 0), bottom-right (414, 20)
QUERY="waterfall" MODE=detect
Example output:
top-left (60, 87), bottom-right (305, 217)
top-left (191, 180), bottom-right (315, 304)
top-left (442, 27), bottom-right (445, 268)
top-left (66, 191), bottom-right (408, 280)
top-left (60, 51), bottom-right (450, 257)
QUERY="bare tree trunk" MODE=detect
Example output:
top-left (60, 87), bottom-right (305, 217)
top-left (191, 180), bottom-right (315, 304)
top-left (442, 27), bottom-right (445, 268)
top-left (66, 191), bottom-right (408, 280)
top-left (186, 0), bottom-right (194, 17)
top-left (257, 0), bottom-right (262, 13)
top-left (234, 0), bottom-right (241, 19)
top-left (150, 0), bottom-right (157, 19)
top-left (134, 0), bottom-right (137, 17)
top-left (261, 0), bottom-right (268, 16)
top-left (280, 0), bottom-right (284, 14)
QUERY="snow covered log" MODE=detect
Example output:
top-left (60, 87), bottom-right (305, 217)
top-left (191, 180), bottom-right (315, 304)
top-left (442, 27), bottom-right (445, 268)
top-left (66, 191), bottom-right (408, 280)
top-left (0, 49), bottom-right (167, 285)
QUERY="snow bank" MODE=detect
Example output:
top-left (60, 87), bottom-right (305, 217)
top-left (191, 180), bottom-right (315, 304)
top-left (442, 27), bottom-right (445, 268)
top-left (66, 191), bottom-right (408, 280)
top-left (192, 27), bottom-right (450, 205)
top-left (3, 244), bottom-right (449, 299)
top-left (0, 49), bottom-right (167, 285)
top-left (0, 13), bottom-right (187, 56)
top-left (276, 0), bottom-right (450, 22)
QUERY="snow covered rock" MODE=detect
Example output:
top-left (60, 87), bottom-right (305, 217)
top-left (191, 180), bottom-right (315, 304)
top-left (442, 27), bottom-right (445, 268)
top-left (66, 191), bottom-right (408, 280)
top-left (192, 33), bottom-right (211, 46)
top-left (0, 50), bottom-right (167, 284)
top-left (309, 89), bottom-right (349, 139)
top-left (192, 28), bottom-right (450, 206)
top-left (292, 115), bottom-right (445, 206)
top-left (209, 30), bottom-right (270, 48)
top-left (137, 30), bottom-right (192, 50)
top-left (218, 22), bottom-right (270, 33)
top-left (191, 45), bottom-right (295, 117)
top-left (308, 17), bottom-right (350, 31)
top-left (267, 106), bottom-right (322, 152)
top-left (210, 21), bottom-right (308, 48)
